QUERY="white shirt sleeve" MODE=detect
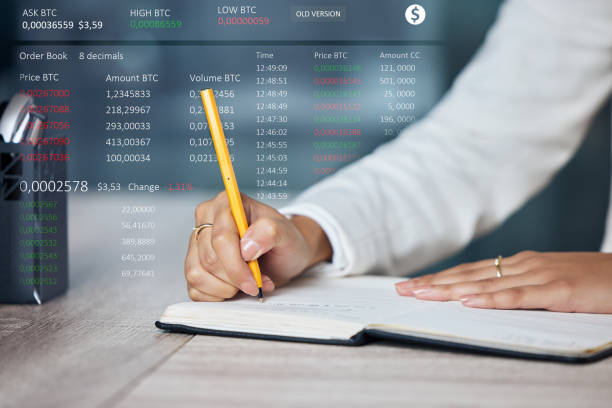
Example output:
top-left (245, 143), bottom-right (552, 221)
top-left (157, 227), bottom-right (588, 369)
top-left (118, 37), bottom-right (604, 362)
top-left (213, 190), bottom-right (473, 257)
top-left (280, 0), bottom-right (612, 277)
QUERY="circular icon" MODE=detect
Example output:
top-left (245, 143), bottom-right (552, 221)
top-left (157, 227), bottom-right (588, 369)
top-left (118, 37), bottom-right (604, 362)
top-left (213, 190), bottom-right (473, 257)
top-left (405, 4), bottom-right (426, 25)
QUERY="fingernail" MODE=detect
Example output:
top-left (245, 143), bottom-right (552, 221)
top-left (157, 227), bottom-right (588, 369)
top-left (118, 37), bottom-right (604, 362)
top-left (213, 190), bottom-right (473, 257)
top-left (395, 283), bottom-right (415, 296)
top-left (241, 238), bottom-right (261, 261)
top-left (461, 296), bottom-right (485, 307)
top-left (412, 286), bottom-right (433, 297)
top-left (240, 280), bottom-right (259, 296)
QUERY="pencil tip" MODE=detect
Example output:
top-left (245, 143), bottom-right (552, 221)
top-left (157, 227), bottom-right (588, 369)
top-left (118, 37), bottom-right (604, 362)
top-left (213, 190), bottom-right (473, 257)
top-left (258, 287), bottom-right (263, 303)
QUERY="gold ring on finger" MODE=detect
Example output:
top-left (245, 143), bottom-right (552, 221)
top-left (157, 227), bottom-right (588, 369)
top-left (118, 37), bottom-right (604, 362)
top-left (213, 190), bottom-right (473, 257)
top-left (494, 255), bottom-right (503, 278)
top-left (193, 223), bottom-right (213, 241)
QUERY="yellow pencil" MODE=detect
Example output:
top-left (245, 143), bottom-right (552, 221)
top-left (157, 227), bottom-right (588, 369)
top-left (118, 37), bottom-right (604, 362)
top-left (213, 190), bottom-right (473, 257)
top-left (200, 89), bottom-right (264, 302)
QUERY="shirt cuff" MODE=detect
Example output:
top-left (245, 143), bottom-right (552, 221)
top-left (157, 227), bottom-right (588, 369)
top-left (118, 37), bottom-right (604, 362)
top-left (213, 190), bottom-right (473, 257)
top-left (279, 202), bottom-right (355, 277)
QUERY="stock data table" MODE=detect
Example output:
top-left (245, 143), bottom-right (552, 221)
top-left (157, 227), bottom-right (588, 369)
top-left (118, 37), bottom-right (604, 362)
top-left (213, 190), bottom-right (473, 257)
top-left (4, 1), bottom-right (446, 286)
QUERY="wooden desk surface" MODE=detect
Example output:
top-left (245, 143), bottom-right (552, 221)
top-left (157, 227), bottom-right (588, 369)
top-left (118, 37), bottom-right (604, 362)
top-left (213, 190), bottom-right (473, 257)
top-left (2, 195), bottom-right (612, 408)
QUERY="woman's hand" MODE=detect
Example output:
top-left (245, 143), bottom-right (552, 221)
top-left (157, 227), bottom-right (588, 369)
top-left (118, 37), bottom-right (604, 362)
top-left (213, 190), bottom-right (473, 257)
top-left (184, 191), bottom-right (332, 301)
top-left (395, 251), bottom-right (612, 313)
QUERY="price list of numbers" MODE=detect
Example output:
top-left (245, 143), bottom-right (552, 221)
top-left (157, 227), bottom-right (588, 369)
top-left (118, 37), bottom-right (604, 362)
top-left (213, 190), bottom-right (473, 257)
top-left (12, 5), bottom-right (440, 282)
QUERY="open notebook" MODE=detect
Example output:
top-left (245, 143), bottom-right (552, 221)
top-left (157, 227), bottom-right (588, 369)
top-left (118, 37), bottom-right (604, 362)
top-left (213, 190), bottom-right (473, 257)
top-left (156, 275), bottom-right (612, 362)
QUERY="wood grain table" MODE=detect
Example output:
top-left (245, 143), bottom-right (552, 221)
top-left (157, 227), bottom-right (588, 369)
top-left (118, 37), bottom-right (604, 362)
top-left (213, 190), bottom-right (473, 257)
top-left (2, 195), bottom-right (612, 408)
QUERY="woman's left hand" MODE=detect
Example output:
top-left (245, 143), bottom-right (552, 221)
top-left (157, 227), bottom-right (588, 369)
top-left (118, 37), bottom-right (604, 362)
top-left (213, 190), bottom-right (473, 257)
top-left (395, 251), bottom-right (612, 313)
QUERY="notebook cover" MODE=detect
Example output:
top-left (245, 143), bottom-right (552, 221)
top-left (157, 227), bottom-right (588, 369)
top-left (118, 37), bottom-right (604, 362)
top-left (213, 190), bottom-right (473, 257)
top-left (155, 321), bottom-right (612, 363)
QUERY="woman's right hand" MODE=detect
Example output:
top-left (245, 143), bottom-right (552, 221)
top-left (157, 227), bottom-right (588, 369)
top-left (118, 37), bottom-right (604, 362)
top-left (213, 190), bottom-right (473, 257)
top-left (184, 191), bottom-right (332, 301)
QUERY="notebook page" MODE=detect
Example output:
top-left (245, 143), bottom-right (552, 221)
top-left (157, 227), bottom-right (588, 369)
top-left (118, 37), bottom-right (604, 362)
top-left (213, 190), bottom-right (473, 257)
top-left (290, 276), bottom-right (612, 353)
top-left (160, 275), bottom-right (416, 339)
top-left (373, 296), bottom-right (612, 354)
top-left (275, 276), bottom-right (612, 353)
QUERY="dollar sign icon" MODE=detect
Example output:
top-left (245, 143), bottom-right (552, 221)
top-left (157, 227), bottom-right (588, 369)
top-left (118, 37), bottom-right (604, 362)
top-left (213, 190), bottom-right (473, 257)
top-left (405, 4), bottom-right (426, 25)
top-left (411, 7), bottom-right (420, 23)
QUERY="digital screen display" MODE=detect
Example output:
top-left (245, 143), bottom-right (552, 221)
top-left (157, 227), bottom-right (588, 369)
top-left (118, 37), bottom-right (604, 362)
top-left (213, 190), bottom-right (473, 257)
top-left (1, 0), bottom-right (454, 293)
top-left (9, 1), bottom-right (448, 194)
